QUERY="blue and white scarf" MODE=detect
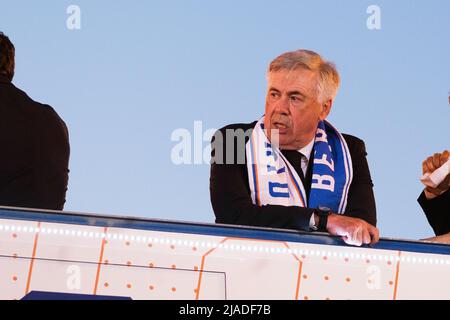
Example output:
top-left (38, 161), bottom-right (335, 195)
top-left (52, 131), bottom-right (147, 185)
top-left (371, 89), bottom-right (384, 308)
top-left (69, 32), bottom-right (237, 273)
top-left (246, 116), bottom-right (353, 213)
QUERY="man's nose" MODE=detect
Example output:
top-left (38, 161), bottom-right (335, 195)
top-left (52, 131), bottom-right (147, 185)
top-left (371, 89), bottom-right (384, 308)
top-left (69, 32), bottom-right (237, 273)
top-left (273, 95), bottom-right (290, 114)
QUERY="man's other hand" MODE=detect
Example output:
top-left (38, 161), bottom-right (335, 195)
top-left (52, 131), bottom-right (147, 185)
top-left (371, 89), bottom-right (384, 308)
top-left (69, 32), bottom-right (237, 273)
top-left (423, 150), bottom-right (450, 199)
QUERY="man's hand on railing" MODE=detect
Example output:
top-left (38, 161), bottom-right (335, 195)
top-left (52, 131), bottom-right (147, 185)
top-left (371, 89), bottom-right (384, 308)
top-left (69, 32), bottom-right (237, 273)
top-left (326, 214), bottom-right (380, 247)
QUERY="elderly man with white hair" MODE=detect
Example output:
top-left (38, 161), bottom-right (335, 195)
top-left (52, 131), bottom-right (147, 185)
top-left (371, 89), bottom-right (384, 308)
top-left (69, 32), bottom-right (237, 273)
top-left (210, 49), bottom-right (379, 246)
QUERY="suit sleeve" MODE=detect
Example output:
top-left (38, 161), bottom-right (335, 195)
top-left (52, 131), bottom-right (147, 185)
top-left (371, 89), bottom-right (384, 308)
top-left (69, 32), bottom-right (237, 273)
top-left (342, 137), bottom-right (377, 226)
top-left (209, 128), bottom-right (314, 231)
top-left (418, 190), bottom-right (450, 236)
top-left (33, 106), bottom-right (70, 210)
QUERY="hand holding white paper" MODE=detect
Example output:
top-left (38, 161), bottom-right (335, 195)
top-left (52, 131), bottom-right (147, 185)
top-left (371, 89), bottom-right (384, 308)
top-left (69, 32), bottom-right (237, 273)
top-left (420, 159), bottom-right (450, 188)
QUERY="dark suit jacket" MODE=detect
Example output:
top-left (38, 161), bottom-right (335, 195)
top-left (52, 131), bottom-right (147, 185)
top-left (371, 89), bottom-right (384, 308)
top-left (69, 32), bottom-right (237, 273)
top-left (210, 121), bottom-right (377, 231)
top-left (0, 75), bottom-right (70, 210)
top-left (418, 190), bottom-right (450, 236)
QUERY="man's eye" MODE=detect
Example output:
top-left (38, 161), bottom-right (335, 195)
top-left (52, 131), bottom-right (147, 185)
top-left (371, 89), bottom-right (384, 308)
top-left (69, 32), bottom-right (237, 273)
top-left (291, 96), bottom-right (303, 102)
top-left (270, 92), bottom-right (279, 98)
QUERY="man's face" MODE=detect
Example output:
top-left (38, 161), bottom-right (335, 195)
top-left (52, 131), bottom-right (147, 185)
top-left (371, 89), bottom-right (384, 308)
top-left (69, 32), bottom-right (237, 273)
top-left (264, 68), bottom-right (331, 150)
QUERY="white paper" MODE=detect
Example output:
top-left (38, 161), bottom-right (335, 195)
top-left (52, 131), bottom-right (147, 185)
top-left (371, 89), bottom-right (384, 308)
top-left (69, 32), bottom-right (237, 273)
top-left (420, 158), bottom-right (450, 188)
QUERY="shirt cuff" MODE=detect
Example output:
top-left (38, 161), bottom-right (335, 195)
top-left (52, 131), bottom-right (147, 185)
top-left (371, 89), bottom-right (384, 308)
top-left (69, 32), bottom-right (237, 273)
top-left (309, 212), bottom-right (316, 229)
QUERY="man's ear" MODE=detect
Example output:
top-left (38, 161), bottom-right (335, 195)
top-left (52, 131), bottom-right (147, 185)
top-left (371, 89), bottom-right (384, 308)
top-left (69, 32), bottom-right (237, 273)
top-left (319, 99), bottom-right (333, 121)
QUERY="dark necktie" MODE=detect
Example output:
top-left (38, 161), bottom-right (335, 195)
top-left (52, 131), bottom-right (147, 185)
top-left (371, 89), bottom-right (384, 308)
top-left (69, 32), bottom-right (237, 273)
top-left (281, 150), bottom-right (306, 183)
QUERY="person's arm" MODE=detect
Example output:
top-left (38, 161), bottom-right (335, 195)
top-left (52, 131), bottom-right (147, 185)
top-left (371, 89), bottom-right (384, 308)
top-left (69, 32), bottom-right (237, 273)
top-left (32, 106), bottom-right (70, 210)
top-left (418, 190), bottom-right (450, 236)
top-left (418, 151), bottom-right (450, 236)
top-left (341, 136), bottom-right (377, 226)
top-left (210, 160), bottom-right (315, 230)
top-left (209, 127), bottom-right (314, 231)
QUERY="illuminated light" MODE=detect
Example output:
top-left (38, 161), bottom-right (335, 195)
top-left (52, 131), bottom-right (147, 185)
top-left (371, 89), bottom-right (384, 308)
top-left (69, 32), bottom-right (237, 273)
top-left (396, 257), bottom-right (400, 262)
top-left (0, 225), bottom-right (4, 230)
top-left (83, 231), bottom-right (88, 237)
top-left (65, 230), bottom-right (70, 236)
top-left (200, 242), bottom-right (206, 248)
top-left (17, 226), bottom-right (22, 232)
top-left (71, 230), bottom-right (76, 236)
top-left (101, 233), bottom-right (106, 239)
top-left (53, 229), bottom-right (58, 235)
top-left (94, 233), bottom-right (99, 238)
top-left (287, 249), bottom-right (292, 254)
top-left (270, 248), bottom-right (275, 253)
top-left (212, 243), bottom-right (217, 248)
top-left (130, 236), bottom-right (136, 242)
top-left (11, 226), bottom-right (16, 231)
top-left (59, 229), bottom-right (64, 235)
top-left (412, 258), bottom-right (417, 263)
top-left (264, 247), bottom-right (269, 253)
top-left (229, 245), bottom-right (235, 250)
top-left (77, 231), bottom-right (82, 237)
top-left (124, 235), bottom-right (129, 241)
top-left (206, 242), bottom-right (212, 248)
top-left (406, 257), bottom-right (411, 263)
top-left (5, 226), bottom-right (10, 231)
top-left (223, 244), bottom-right (229, 250)
top-left (118, 235), bottom-right (124, 240)
top-left (276, 248), bottom-right (281, 254)
top-left (304, 250), bottom-right (309, 256)
top-left (183, 241), bottom-right (188, 246)
top-left (235, 245), bottom-right (241, 251)
top-left (333, 252), bottom-right (337, 257)
top-left (23, 227), bottom-right (28, 232)
top-left (177, 240), bottom-right (182, 246)
top-left (88, 232), bottom-right (94, 238)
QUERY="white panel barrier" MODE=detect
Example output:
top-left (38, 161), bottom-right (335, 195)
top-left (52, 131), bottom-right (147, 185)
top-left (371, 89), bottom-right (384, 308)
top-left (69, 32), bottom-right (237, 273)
top-left (0, 206), bottom-right (449, 300)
